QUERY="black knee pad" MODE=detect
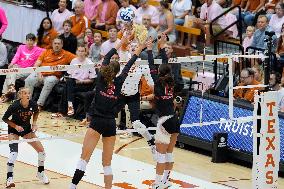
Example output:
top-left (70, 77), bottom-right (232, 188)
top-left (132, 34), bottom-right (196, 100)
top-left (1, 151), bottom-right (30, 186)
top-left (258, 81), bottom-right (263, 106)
top-left (9, 143), bottom-right (18, 153)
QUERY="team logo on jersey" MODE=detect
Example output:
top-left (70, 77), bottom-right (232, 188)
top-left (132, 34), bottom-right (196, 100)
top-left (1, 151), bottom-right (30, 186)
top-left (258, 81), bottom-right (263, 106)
top-left (107, 84), bottom-right (115, 95)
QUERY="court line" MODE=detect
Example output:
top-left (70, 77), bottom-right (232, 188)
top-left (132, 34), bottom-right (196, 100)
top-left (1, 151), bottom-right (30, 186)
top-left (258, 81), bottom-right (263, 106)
top-left (0, 154), bottom-right (101, 188)
top-left (114, 137), bottom-right (142, 154)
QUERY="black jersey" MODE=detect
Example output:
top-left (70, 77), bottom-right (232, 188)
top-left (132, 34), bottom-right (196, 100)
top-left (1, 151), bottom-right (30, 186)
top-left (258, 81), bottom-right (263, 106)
top-left (2, 100), bottom-right (39, 128)
top-left (90, 48), bottom-right (138, 119)
top-left (148, 48), bottom-right (175, 117)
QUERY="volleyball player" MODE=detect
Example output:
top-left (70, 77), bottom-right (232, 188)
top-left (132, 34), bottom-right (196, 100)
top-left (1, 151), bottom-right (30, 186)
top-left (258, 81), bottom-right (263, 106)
top-left (2, 87), bottom-right (49, 188)
top-left (147, 34), bottom-right (180, 189)
top-left (118, 39), bottom-right (156, 159)
top-left (69, 35), bottom-right (145, 189)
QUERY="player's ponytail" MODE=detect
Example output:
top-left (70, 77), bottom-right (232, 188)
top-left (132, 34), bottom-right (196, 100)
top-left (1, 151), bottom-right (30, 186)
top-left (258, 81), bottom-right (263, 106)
top-left (158, 64), bottom-right (174, 87)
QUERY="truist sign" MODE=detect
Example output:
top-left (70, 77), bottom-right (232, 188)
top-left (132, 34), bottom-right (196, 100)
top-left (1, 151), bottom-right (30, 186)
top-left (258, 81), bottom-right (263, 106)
top-left (253, 91), bottom-right (280, 189)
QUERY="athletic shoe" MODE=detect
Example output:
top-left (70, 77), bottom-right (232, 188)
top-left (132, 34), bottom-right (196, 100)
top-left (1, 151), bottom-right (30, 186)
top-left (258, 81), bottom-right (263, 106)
top-left (6, 177), bottom-right (15, 188)
top-left (37, 172), bottom-right (50, 184)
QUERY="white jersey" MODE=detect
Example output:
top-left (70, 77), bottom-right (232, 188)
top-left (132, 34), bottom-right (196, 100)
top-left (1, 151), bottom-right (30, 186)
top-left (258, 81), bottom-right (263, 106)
top-left (120, 57), bottom-right (154, 96)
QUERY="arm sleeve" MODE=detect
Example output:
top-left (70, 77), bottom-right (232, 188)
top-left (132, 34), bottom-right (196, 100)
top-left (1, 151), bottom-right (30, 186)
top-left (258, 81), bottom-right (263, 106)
top-left (2, 104), bottom-right (15, 121)
top-left (160, 48), bottom-right (168, 64)
top-left (102, 48), bottom-right (117, 66)
top-left (118, 54), bottom-right (138, 80)
top-left (147, 50), bottom-right (158, 83)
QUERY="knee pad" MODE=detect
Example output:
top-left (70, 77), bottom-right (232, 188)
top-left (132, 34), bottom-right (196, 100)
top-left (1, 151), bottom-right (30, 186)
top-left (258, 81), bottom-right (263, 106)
top-left (165, 153), bottom-right (174, 163)
top-left (76, 159), bottom-right (88, 172)
top-left (103, 166), bottom-right (112, 175)
top-left (132, 120), bottom-right (147, 132)
top-left (38, 152), bottom-right (46, 162)
top-left (9, 143), bottom-right (18, 153)
top-left (156, 152), bottom-right (166, 164)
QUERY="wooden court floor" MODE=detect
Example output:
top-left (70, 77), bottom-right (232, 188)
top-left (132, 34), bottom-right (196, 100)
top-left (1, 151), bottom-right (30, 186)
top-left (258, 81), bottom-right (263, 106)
top-left (0, 103), bottom-right (283, 189)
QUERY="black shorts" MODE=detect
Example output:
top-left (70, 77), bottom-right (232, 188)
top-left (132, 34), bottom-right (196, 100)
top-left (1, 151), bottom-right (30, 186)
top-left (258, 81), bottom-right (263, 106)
top-left (8, 126), bottom-right (32, 137)
top-left (89, 116), bottom-right (116, 137)
top-left (162, 115), bottom-right (180, 134)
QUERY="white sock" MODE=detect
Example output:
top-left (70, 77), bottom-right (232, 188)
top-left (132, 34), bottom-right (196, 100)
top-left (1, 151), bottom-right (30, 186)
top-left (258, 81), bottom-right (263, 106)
top-left (155, 174), bottom-right (163, 184)
top-left (162, 170), bottom-right (171, 183)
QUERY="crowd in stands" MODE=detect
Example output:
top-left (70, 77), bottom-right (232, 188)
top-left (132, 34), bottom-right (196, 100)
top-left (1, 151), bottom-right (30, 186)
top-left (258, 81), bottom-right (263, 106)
top-left (3, 0), bottom-right (284, 125)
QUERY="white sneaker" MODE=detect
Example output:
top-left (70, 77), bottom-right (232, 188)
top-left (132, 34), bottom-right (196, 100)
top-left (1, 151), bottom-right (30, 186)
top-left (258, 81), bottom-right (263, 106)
top-left (151, 145), bottom-right (157, 161)
top-left (37, 172), bottom-right (50, 184)
top-left (6, 177), bottom-right (15, 188)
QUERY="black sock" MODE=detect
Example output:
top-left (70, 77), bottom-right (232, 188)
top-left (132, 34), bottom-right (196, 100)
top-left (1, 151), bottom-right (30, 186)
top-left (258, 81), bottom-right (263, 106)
top-left (38, 166), bottom-right (44, 173)
top-left (7, 162), bottom-right (14, 179)
top-left (72, 169), bottom-right (85, 185)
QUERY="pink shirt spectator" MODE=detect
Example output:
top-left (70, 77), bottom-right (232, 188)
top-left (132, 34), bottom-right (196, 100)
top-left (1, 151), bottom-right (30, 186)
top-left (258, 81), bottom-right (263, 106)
top-left (243, 36), bottom-right (254, 51)
top-left (67, 57), bottom-right (96, 80)
top-left (50, 9), bottom-right (73, 34)
top-left (200, 1), bottom-right (226, 28)
top-left (269, 14), bottom-right (284, 38)
top-left (100, 39), bottom-right (121, 56)
top-left (84, 0), bottom-right (102, 20)
top-left (11, 45), bottom-right (44, 68)
top-left (224, 13), bottom-right (238, 38)
top-left (135, 5), bottom-right (159, 25)
top-left (0, 7), bottom-right (8, 36)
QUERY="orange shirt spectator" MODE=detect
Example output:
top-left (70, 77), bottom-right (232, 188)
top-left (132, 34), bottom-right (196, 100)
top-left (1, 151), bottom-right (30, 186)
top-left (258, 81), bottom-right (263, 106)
top-left (70, 14), bottom-right (90, 37)
top-left (234, 68), bottom-right (262, 102)
top-left (38, 48), bottom-right (76, 78)
top-left (96, 0), bottom-right (119, 29)
top-left (39, 28), bottom-right (58, 49)
top-left (247, 0), bottom-right (262, 12)
top-left (37, 17), bottom-right (58, 49)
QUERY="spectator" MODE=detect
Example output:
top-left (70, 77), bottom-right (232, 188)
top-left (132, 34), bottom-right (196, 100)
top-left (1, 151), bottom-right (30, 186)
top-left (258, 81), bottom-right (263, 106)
top-left (252, 65), bottom-right (264, 83)
top-left (1, 33), bottom-right (44, 103)
top-left (140, 15), bottom-right (158, 59)
top-left (269, 71), bottom-right (281, 90)
top-left (89, 31), bottom-right (102, 62)
top-left (59, 20), bottom-right (78, 54)
top-left (70, 0), bottom-right (89, 40)
top-left (276, 23), bottom-right (284, 72)
top-left (0, 40), bottom-right (7, 95)
top-left (243, 26), bottom-right (255, 51)
top-left (171, 0), bottom-right (192, 25)
top-left (84, 28), bottom-right (94, 49)
top-left (84, 0), bottom-right (102, 21)
top-left (278, 74), bottom-right (284, 111)
top-left (25, 37), bottom-right (76, 110)
top-left (95, 0), bottom-right (119, 30)
top-left (269, 3), bottom-right (284, 38)
top-left (100, 26), bottom-right (121, 57)
top-left (37, 17), bottom-right (58, 49)
top-left (156, 0), bottom-right (176, 43)
top-left (234, 68), bottom-right (262, 102)
top-left (0, 6), bottom-right (8, 37)
top-left (135, 0), bottom-right (159, 27)
top-left (250, 15), bottom-right (277, 51)
top-left (242, 0), bottom-right (265, 27)
top-left (116, 0), bottom-right (137, 30)
top-left (54, 45), bottom-right (96, 117)
top-left (192, 0), bottom-right (227, 46)
top-left (50, 0), bottom-right (73, 34)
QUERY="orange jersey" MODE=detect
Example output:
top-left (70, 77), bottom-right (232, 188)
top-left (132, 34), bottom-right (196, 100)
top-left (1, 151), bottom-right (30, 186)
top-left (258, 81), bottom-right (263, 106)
top-left (38, 49), bottom-right (76, 78)
top-left (70, 15), bottom-right (90, 37)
